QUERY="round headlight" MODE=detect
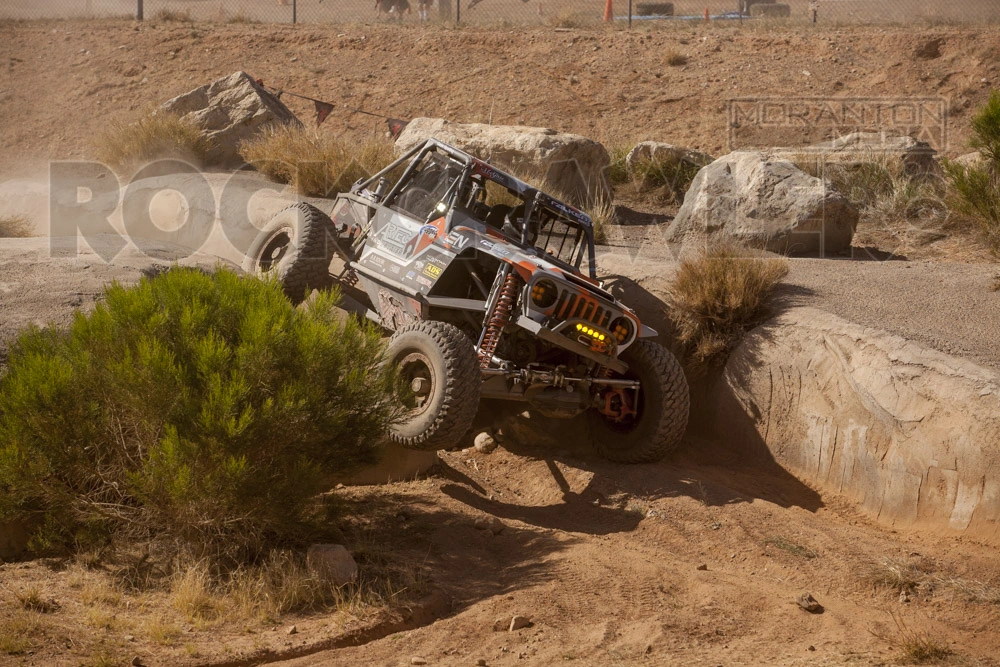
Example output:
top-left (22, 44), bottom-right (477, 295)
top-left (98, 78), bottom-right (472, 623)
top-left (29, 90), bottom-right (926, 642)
top-left (610, 316), bottom-right (634, 344)
top-left (530, 279), bottom-right (559, 309)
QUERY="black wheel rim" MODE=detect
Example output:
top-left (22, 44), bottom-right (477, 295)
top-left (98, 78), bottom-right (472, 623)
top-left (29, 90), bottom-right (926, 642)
top-left (256, 228), bottom-right (292, 273)
top-left (397, 351), bottom-right (435, 416)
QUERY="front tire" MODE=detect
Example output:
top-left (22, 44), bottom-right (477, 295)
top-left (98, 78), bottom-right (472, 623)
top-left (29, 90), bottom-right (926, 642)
top-left (588, 339), bottom-right (689, 463)
top-left (242, 202), bottom-right (336, 302)
top-left (385, 321), bottom-right (481, 451)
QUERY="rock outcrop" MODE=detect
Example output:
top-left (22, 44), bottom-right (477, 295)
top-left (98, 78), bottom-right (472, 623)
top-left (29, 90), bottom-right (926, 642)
top-left (160, 71), bottom-right (301, 167)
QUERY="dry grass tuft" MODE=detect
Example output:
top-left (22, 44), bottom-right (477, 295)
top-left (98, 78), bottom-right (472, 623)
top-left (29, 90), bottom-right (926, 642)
top-left (0, 214), bottom-right (32, 238)
top-left (666, 242), bottom-right (789, 369)
top-left (154, 8), bottom-right (191, 21)
top-left (991, 274), bottom-right (1000, 292)
top-left (0, 611), bottom-right (41, 655)
top-left (665, 50), bottom-right (688, 66)
top-left (95, 113), bottom-right (213, 175)
top-left (240, 126), bottom-right (394, 199)
top-left (871, 611), bottom-right (954, 665)
top-left (225, 11), bottom-right (259, 24)
top-left (588, 198), bottom-right (615, 245)
top-left (547, 10), bottom-right (598, 28)
top-left (862, 556), bottom-right (935, 594)
top-left (15, 587), bottom-right (58, 613)
top-left (764, 536), bottom-right (818, 559)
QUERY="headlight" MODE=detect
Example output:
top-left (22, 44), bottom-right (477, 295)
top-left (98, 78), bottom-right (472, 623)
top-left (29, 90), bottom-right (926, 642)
top-left (575, 322), bottom-right (607, 342)
top-left (610, 317), bottom-right (634, 344)
top-left (530, 279), bottom-right (559, 308)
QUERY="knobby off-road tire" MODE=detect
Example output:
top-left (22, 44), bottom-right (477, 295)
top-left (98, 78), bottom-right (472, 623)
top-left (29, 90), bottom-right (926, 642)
top-left (385, 320), bottom-right (481, 451)
top-left (242, 202), bottom-right (336, 302)
top-left (588, 339), bottom-right (690, 463)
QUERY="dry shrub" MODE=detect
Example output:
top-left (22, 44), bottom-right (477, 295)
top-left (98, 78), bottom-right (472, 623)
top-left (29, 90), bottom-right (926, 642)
top-left (0, 611), bottom-right (41, 655)
top-left (667, 242), bottom-right (788, 368)
top-left (240, 126), bottom-right (394, 199)
top-left (665, 49), bottom-right (688, 66)
top-left (547, 10), bottom-right (598, 28)
top-left (154, 8), bottom-right (191, 21)
top-left (0, 214), bottom-right (32, 238)
top-left (95, 113), bottom-right (213, 175)
top-left (862, 555), bottom-right (933, 594)
top-left (870, 611), bottom-right (953, 665)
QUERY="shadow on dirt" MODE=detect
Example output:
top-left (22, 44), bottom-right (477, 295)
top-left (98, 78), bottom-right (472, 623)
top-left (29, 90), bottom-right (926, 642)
top-left (333, 489), bottom-right (576, 616)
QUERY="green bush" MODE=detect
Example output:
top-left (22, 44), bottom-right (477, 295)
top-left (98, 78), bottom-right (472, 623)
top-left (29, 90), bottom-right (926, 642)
top-left (944, 90), bottom-right (1000, 252)
top-left (0, 268), bottom-right (398, 564)
top-left (970, 89), bottom-right (1000, 169)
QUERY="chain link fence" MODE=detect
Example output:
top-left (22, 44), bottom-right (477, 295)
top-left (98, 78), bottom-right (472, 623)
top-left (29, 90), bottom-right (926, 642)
top-left (0, 0), bottom-right (996, 25)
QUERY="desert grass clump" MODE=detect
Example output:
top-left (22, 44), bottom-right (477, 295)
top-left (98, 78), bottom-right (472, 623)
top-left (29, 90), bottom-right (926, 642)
top-left (154, 8), bottom-right (191, 21)
top-left (862, 556), bottom-right (933, 594)
top-left (664, 49), bottom-right (688, 66)
top-left (0, 214), bottom-right (32, 238)
top-left (871, 611), bottom-right (953, 665)
top-left (666, 242), bottom-right (788, 368)
top-left (95, 113), bottom-right (213, 175)
top-left (240, 125), bottom-right (394, 199)
top-left (0, 268), bottom-right (400, 566)
top-left (630, 155), bottom-right (701, 202)
top-left (0, 611), bottom-right (41, 655)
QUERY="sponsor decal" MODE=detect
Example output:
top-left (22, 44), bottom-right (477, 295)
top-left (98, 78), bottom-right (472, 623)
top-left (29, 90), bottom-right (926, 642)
top-left (416, 275), bottom-right (434, 288)
top-left (422, 263), bottom-right (442, 279)
top-left (445, 231), bottom-right (471, 250)
top-left (389, 263), bottom-right (401, 274)
top-left (405, 271), bottom-right (416, 280)
top-left (419, 224), bottom-right (438, 239)
top-left (414, 260), bottom-right (425, 270)
top-left (378, 222), bottom-right (416, 256)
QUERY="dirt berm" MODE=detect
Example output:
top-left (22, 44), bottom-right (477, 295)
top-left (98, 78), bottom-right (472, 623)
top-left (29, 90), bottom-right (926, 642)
top-left (703, 307), bottom-right (1000, 543)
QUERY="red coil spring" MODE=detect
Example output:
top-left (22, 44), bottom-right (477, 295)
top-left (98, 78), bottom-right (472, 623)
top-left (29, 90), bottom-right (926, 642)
top-left (478, 271), bottom-right (522, 367)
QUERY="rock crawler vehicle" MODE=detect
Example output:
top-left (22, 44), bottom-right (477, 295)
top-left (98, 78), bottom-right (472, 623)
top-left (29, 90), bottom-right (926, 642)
top-left (244, 138), bottom-right (689, 462)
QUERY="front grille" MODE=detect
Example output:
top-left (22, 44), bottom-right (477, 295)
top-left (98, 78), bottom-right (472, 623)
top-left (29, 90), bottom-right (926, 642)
top-left (554, 290), bottom-right (611, 327)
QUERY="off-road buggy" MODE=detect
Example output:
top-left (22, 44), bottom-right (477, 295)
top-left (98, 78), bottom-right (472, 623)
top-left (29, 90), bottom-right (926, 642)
top-left (244, 138), bottom-right (689, 463)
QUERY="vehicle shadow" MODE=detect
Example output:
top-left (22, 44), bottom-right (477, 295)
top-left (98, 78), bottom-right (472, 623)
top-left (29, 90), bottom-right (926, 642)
top-left (331, 487), bottom-right (576, 618)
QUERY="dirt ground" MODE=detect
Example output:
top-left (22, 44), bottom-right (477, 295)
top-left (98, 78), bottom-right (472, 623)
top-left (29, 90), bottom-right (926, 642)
top-left (2, 16), bottom-right (1000, 667)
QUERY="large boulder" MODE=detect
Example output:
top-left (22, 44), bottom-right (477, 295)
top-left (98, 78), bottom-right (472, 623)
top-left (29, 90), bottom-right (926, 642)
top-left (159, 71), bottom-right (301, 167)
top-left (665, 151), bottom-right (858, 254)
top-left (395, 118), bottom-right (611, 205)
top-left (772, 132), bottom-right (938, 176)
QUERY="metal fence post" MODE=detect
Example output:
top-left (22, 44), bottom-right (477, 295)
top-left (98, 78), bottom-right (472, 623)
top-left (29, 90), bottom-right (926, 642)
top-left (628, 0), bottom-right (632, 28)
top-left (293, 0), bottom-right (297, 23)
top-left (137, 0), bottom-right (143, 20)
top-left (456, 0), bottom-right (461, 24)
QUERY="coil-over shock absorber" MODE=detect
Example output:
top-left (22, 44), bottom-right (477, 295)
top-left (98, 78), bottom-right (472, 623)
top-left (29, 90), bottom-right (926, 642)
top-left (477, 266), bottom-right (522, 368)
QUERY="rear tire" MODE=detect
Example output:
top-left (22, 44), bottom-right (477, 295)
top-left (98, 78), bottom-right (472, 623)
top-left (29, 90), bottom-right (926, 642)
top-left (243, 202), bottom-right (336, 302)
top-left (385, 321), bottom-right (481, 451)
top-left (588, 339), bottom-right (689, 463)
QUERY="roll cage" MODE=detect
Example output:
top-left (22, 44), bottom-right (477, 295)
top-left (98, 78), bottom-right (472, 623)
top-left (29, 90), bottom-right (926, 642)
top-left (351, 138), bottom-right (599, 279)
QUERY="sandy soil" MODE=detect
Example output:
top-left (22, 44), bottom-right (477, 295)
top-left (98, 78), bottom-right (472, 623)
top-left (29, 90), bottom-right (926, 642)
top-left (2, 17), bottom-right (1000, 667)
top-left (2, 20), bottom-right (1000, 181)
